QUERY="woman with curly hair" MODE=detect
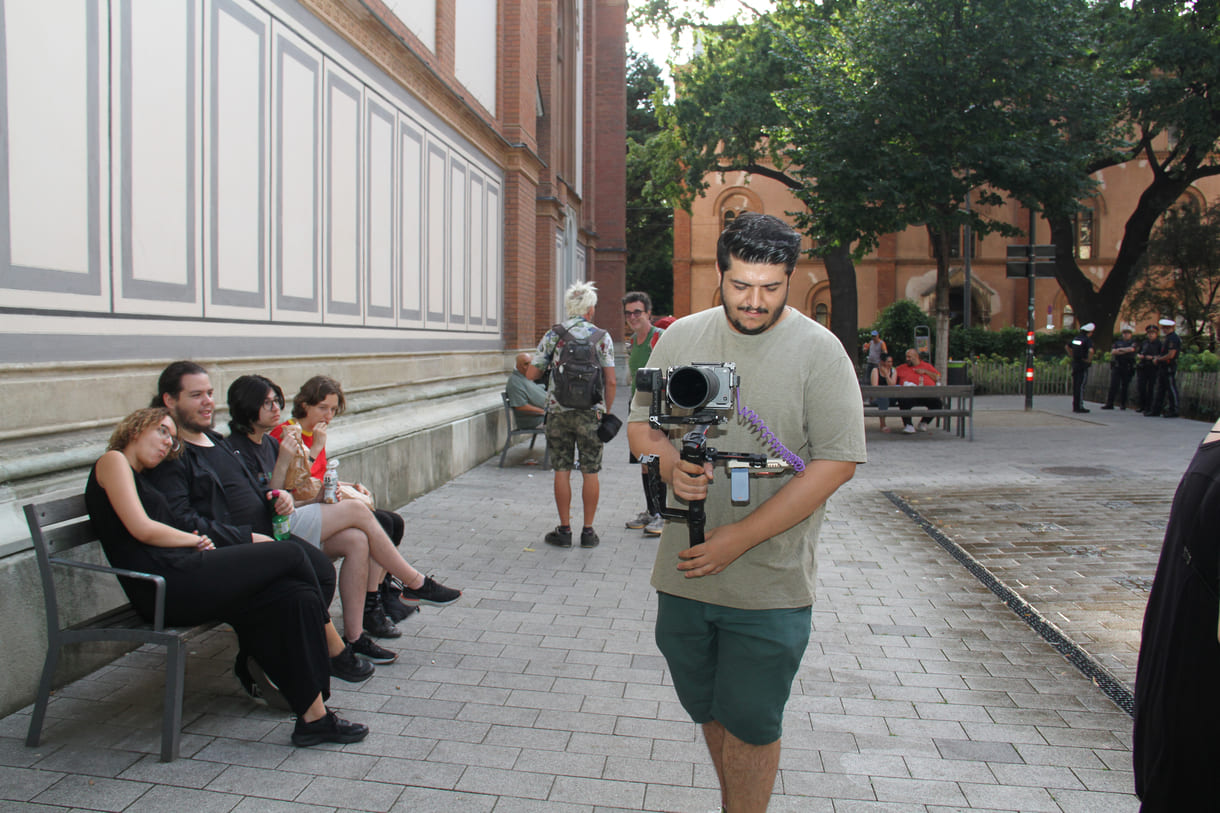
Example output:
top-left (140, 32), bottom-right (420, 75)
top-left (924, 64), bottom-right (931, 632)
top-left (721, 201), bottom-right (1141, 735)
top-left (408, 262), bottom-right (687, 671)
top-left (85, 407), bottom-right (368, 747)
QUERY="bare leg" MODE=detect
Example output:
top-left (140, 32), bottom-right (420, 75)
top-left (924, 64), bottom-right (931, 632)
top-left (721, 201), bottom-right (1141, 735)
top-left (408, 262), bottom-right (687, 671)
top-left (703, 721), bottom-right (781, 813)
top-left (321, 529), bottom-right (371, 641)
top-left (320, 501), bottom-right (424, 590)
top-left (323, 622), bottom-right (345, 657)
top-left (553, 470), bottom-right (572, 526)
top-left (301, 693), bottom-right (327, 723)
top-left (581, 472), bottom-right (599, 527)
top-left (703, 721), bottom-right (729, 811)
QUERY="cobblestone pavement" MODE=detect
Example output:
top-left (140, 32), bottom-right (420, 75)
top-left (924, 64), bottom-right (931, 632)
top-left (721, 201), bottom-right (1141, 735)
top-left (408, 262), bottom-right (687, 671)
top-left (0, 390), bottom-right (1204, 811)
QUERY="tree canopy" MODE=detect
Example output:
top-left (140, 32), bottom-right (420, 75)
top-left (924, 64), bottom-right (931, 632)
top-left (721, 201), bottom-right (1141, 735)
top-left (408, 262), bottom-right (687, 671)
top-left (632, 0), bottom-right (1220, 357)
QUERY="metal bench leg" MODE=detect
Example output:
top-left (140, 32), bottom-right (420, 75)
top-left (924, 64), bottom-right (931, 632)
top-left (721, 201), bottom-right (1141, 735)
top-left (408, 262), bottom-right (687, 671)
top-left (161, 639), bottom-right (186, 762)
top-left (499, 436), bottom-right (511, 467)
top-left (25, 645), bottom-right (60, 747)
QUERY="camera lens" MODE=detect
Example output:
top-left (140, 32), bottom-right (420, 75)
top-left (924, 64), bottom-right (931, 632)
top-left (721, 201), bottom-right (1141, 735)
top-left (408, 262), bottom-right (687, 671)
top-left (668, 366), bottom-right (720, 410)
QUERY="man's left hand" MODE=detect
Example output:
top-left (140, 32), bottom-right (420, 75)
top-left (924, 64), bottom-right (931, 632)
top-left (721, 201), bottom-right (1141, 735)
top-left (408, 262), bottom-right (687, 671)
top-left (675, 525), bottom-right (746, 578)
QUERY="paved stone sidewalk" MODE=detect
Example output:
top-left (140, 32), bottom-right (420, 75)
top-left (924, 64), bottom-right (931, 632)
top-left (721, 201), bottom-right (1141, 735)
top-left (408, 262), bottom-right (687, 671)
top-left (0, 390), bottom-right (1202, 811)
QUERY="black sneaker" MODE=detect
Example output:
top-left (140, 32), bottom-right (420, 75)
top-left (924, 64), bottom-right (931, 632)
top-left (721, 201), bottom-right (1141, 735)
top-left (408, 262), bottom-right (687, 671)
top-left (330, 642), bottom-right (375, 683)
top-left (380, 576), bottom-right (421, 623)
top-left (363, 592), bottom-right (402, 639)
top-left (580, 527), bottom-right (600, 548)
top-left (245, 656), bottom-right (292, 711)
top-left (544, 526), bottom-right (573, 548)
top-left (291, 709), bottom-right (370, 747)
top-left (349, 632), bottom-right (398, 664)
top-left (399, 575), bottom-right (461, 606)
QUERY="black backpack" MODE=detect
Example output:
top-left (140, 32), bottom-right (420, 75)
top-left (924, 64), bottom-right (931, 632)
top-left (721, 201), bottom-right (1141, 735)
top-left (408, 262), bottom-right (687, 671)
top-left (550, 323), bottom-right (607, 409)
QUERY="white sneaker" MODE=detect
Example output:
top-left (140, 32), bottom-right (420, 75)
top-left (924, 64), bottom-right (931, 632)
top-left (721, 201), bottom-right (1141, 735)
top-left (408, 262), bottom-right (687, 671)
top-left (625, 511), bottom-right (652, 530)
top-left (902, 424), bottom-right (916, 434)
top-left (917, 423), bottom-right (929, 432)
top-left (644, 514), bottom-right (665, 536)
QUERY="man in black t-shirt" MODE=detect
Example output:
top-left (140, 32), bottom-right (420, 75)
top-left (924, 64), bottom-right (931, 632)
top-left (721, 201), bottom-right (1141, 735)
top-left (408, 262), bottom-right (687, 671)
top-left (145, 361), bottom-right (374, 685)
top-left (1147, 318), bottom-right (1182, 418)
top-left (1102, 325), bottom-right (1137, 410)
top-left (1136, 324), bottom-right (1163, 413)
top-left (1066, 322), bottom-right (1095, 413)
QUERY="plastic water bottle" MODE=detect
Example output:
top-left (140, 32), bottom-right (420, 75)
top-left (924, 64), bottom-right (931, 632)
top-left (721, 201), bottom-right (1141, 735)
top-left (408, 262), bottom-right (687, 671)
top-left (268, 491), bottom-right (291, 540)
top-left (323, 459), bottom-right (339, 504)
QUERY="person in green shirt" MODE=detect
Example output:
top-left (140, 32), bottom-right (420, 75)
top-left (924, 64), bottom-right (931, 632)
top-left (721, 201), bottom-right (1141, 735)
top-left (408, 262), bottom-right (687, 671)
top-left (622, 291), bottom-right (665, 536)
top-left (628, 213), bottom-right (867, 813)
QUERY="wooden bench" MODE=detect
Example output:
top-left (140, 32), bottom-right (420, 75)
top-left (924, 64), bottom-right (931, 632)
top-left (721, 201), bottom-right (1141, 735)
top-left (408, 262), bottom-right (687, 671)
top-left (860, 384), bottom-right (975, 440)
top-left (24, 491), bottom-right (218, 762)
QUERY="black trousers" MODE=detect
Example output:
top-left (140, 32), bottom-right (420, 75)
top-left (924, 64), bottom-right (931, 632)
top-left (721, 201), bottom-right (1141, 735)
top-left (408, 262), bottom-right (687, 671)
top-left (1151, 366), bottom-right (1180, 416)
top-left (1105, 366), bottom-right (1134, 407)
top-left (1072, 364), bottom-right (1089, 409)
top-left (897, 396), bottom-right (942, 427)
top-left (1137, 367), bottom-right (1157, 411)
top-left (141, 540), bottom-right (332, 715)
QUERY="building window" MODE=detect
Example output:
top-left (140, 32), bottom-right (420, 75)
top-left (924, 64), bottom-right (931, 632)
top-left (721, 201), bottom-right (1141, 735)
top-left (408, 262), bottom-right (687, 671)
top-left (722, 209), bottom-right (744, 230)
top-left (814, 303), bottom-right (829, 326)
top-left (1075, 208), bottom-right (1094, 260)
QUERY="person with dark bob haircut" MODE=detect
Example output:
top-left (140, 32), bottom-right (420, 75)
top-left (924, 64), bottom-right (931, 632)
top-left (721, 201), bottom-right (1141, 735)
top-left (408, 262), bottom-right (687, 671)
top-left (86, 406), bottom-right (369, 747)
top-left (271, 374), bottom-right (461, 637)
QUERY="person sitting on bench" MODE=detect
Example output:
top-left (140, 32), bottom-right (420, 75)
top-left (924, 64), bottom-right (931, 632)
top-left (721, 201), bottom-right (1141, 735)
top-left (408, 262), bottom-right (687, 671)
top-left (85, 407), bottom-right (369, 748)
top-left (225, 374), bottom-right (460, 664)
top-left (894, 349), bottom-right (942, 434)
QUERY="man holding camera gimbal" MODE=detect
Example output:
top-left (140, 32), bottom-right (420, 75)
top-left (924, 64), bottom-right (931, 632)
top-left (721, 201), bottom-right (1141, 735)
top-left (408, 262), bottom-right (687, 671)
top-left (628, 213), bottom-right (866, 813)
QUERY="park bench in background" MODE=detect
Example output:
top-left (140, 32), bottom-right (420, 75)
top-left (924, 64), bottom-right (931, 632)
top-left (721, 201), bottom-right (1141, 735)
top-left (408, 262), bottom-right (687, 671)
top-left (24, 492), bottom-right (218, 762)
top-left (499, 391), bottom-right (549, 468)
top-left (860, 384), bottom-right (975, 440)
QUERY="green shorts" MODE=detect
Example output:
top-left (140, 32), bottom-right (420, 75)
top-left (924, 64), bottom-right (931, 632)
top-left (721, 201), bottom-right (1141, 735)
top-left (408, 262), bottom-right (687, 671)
top-left (545, 408), bottom-right (603, 472)
top-left (655, 591), bottom-right (811, 745)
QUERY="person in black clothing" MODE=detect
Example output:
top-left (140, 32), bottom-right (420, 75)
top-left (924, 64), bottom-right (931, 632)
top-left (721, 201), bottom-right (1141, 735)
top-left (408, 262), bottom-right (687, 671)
top-left (1101, 325), bottom-right (1138, 410)
top-left (1136, 324), bottom-right (1163, 413)
top-left (1066, 322), bottom-right (1095, 413)
top-left (1133, 418), bottom-right (1220, 808)
top-left (1146, 318), bottom-right (1182, 418)
top-left (86, 407), bottom-right (368, 747)
top-left (225, 375), bottom-right (460, 663)
top-left (143, 361), bottom-right (374, 686)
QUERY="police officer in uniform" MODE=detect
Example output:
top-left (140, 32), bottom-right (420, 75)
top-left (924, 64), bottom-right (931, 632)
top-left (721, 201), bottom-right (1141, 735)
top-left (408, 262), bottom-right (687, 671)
top-left (1136, 324), bottom-right (1163, 413)
top-left (1067, 322), bottom-right (1095, 413)
top-left (1101, 325), bottom-right (1137, 410)
top-left (1147, 318), bottom-right (1182, 418)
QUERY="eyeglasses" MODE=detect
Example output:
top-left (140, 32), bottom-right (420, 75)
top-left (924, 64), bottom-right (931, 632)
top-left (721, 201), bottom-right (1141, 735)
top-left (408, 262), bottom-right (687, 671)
top-left (624, 309), bottom-right (646, 317)
top-left (262, 398), bottom-right (283, 410)
top-left (155, 424), bottom-right (181, 452)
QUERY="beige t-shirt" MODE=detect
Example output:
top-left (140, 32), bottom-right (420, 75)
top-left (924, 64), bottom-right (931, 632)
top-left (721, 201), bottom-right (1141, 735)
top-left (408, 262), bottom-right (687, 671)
top-left (628, 306), bottom-right (867, 609)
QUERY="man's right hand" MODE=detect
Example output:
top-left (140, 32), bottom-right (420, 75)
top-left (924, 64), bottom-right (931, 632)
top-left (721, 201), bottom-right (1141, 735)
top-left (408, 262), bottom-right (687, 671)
top-left (670, 457), bottom-right (714, 503)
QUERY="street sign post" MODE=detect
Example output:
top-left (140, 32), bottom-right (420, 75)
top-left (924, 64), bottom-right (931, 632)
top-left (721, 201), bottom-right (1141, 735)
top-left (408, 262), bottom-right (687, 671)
top-left (1008, 228), bottom-right (1057, 411)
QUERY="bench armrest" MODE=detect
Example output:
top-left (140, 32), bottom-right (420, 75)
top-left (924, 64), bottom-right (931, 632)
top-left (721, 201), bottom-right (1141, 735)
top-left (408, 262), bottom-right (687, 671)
top-left (48, 557), bottom-right (168, 630)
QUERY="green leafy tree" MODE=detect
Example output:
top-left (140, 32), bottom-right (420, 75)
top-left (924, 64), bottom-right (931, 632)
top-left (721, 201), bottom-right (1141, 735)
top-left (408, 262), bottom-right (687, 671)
top-left (1044, 0), bottom-right (1220, 350)
top-left (1126, 200), bottom-right (1220, 350)
top-left (774, 0), bottom-right (1113, 373)
top-left (873, 300), bottom-right (932, 361)
top-left (633, 0), bottom-right (1114, 371)
top-left (625, 49), bottom-right (675, 316)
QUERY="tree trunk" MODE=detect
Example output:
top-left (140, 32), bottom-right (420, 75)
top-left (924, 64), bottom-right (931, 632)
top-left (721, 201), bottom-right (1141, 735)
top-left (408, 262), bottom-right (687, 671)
top-left (1047, 165), bottom-right (1199, 353)
top-left (928, 225), bottom-right (952, 375)
top-left (823, 243), bottom-right (859, 354)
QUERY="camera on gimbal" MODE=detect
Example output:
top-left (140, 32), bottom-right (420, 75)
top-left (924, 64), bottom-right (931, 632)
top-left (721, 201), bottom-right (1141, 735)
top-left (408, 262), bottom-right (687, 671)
top-left (636, 362), bottom-right (738, 429)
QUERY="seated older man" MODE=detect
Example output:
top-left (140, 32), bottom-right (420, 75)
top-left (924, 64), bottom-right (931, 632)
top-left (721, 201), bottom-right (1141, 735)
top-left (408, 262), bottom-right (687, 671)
top-left (507, 352), bottom-right (547, 429)
top-left (894, 349), bottom-right (942, 434)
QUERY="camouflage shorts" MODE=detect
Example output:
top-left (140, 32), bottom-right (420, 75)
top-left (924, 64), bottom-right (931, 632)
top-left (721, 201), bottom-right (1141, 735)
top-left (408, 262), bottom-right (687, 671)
top-left (545, 409), bottom-right (603, 472)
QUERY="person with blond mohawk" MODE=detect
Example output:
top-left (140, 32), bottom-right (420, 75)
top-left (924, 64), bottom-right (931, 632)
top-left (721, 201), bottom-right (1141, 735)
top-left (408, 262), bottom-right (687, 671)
top-left (527, 281), bottom-right (616, 549)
